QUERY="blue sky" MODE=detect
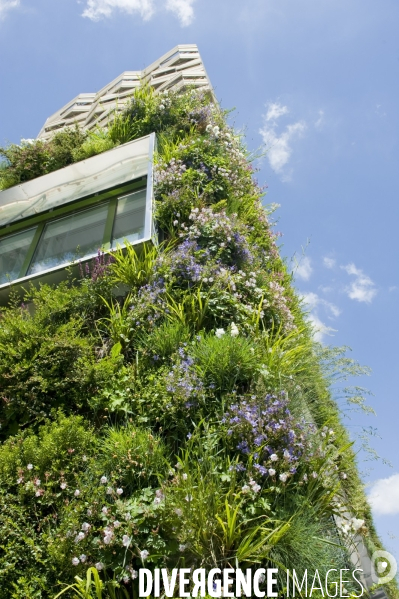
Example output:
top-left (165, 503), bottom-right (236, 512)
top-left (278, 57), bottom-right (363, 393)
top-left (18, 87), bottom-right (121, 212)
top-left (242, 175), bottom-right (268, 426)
top-left (1, 0), bottom-right (399, 564)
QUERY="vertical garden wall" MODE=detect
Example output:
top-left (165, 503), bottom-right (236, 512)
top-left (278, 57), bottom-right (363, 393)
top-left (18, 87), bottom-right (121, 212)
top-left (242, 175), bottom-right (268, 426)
top-left (0, 86), bottom-right (395, 598)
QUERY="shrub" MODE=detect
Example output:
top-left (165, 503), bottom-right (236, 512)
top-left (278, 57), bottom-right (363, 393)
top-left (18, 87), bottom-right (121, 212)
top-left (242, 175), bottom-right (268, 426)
top-left (191, 331), bottom-right (258, 394)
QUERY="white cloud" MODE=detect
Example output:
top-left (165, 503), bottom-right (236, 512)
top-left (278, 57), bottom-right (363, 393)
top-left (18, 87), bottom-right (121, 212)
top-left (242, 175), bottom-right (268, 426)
top-left (81, 0), bottom-right (195, 24)
top-left (295, 256), bottom-right (313, 281)
top-left (82, 0), bottom-right (155, 20)
top-left (166, 0), bottom-right (195, 26)
top-left (302, 291), bottom-right (341, 318)
top-left (260, 102), bottom-right (306, 177)
top-left (341, 263), bottom-right (377, 303)
top-left (323, 256), bottom-right (336, 269)
top-left (0, 0), bottom-right (19, 19)
top-left (368, 474), bottom-right (399, 515)
top-left (265, 102), bottom-right (289, 122)
top-left (81, 0), bottom-right (196, 25)
top-left (306, 312), bottom-right (335, 343)
top-left (301, 291), bottom-right (340, 342)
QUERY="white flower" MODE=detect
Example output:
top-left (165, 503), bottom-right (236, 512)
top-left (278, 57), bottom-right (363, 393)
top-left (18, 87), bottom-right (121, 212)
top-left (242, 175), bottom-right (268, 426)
top-left (114, 520), bottom-right (121, 528)
top-left (340, 472), bottom-right (347, 480)
top-left (35, 479), bottom-right (41, 486)
top-left (283, 450), bottom-right (290, 459)
top-left (241, 484), bottom-right (250, 493)
top-left (270, 454), bottom-right (278, 462)
top-left (80, 554), bottom-right (87, 563)
top-left (206, 124), bottom-right (213, 132)
top-left (95, 562), bottom-right (104, 571)
top-left (131, 570), bottom-right (138, 579)
top-left (213, 126), bottom-right (220, 136)
top-left (72, 557), bottom-right (80, 566)
top-left (60, 482), bottom-right (67, 490)
top-left (87, 509), bottom-right (92, 516)
top-left (312, 471), bottom-right (318, 479)
top-left (174, 508), bottom-right (183, 517)
top-left (159, 104), bottom-right (165, 110)
top-left (302, 474), bottom-right (308, 482)
top-left (82, 455), bottom-right (88, 461)
top-left (169, 469), bottom-right (175, 476)
top-left (215, 328), bottom-right (225, 338)
top-left (182, 473), bottom-right (188, 480)
top-left (122, 534), bottom-right (130, 547)
top-left (173, 220), bottom-right (178, 226)
top-left (268, 468), bottom-right (276, 476)
top-left (116, 488), bottom-right (123, 495)
top-left (81, 522), bottom-right (91, 532)
top-left (100, 476), bottom-right (108, 484)
top-left (140, 549), bottom-right (149, 560)
top-left (101, 506), bottom-right (108, 514)
top-left (125, 513), bottom-right (131, 521)
top-left (175, 462), bottom-right (183, 470)
top-left (251, 482), bottom-right (261, 493)
top-left (230, 322), bottom-right (239, 337)
top-left (179, 544), bottom-right (186, 551)
top-left (185, 494), bottom-right (192, 502)
top-left (258, 573), bottom-right (266, 584)
top-left (74, 489), bottom-right (80, 497)
top-left (351, 518), bottom-right (365, 531)
top-left (17, 477), bottom-right (23, 484)
top-left (106, 486), bottom-right (113, 495)
top-left (279, 473), bottom-right (288, 483)
top-left (154, 497), bottom-right (162, 504)
top-left (123, 576), bottom-right (130, 584)
top-left (27, 464), bottom-right (33, 470)
top-left (35, 490), bottom-right (42, 497)
top-left (75, 532), bottom-right (85, 543)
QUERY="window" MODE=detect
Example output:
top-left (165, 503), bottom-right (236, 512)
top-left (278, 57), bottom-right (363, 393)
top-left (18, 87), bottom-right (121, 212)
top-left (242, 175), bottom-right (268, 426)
top-left (0, 228), bottom-right (37, 284)
top-left (112, 189), bottom-right (146, 248)
top-left (0, 134), bottom-right (155, 300)
top-left (0, 184), bottom-right (149, 286)
top-left (28, 203), bottom-right (109, 275)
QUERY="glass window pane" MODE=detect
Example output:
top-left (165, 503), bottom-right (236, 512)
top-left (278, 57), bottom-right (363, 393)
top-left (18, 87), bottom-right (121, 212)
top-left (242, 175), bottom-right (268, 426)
top-left (0, 228), bottom-right (37, 284)
top-left (112, 189), bottom-right (146, 248)
top-left (28, 203), bottom-right (109, 275)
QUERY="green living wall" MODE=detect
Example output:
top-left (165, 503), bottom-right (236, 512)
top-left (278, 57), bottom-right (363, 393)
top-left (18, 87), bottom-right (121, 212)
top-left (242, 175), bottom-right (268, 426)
top-left (0, 87), bottom-right (395, 599)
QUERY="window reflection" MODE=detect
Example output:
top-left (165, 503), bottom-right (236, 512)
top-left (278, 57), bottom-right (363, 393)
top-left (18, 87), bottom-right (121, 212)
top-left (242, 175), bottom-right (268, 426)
top-left (112, 189), bottom-right (146, 247)
top-left (0, 228), bottom-right (37, 284)
top-left (28, 203), bottom-right (109, 275)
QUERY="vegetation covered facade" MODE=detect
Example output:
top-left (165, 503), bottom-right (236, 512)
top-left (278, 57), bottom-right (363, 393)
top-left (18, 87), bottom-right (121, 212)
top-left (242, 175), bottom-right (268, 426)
top-left (0, 82), bottom-right (395, 599)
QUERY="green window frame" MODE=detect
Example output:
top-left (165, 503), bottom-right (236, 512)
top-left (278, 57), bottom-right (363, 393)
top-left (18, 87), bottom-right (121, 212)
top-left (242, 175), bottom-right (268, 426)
top-left (0, 177), bottom-right (147, 286)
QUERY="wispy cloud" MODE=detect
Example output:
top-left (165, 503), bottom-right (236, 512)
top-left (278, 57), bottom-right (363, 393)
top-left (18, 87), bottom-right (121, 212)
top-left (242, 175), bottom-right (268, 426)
top-left (315, 109), bottom-right (324, 129)
top-left (301, 291), bottom-right (340, 342)
top-left (82, 0), bottom-right (155, 21)
top-left (265, 102), bottom-right (289, 122)
top-left (0, 0), bottom-right (19, 20)
top-left (259, 101), bottom-right (306, 179)
top-left (341, 263), bottom-right (377, 303)
top-left (165, 0), bottom-right (195, 26)
top-left (294, 256), bottom-right (313, 281)
top-left (81, 0), bottom-right (195, 25)
top-left (368, 474), bottom-right (399, 515)
top-left (323, 256), bottom-right (336, 269)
